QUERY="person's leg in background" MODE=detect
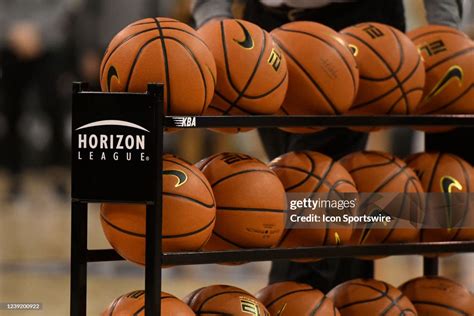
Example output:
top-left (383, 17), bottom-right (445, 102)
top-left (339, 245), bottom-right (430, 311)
top-left (243, 0), bottom-right (407, 292)
top-left (0, 49), bottom-right (33, 201)
top-left (245, 0), bottom-right (407, 162)
top-left (36, 51), bottom-right (69, 196)
top-left (426, 130), bottom-right (474, 164)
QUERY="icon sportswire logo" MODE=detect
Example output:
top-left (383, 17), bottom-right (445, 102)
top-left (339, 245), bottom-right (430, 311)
top-left (172, 117), bottom-right (196, 127)
top-left (75, 119), bottom-right (149, 162)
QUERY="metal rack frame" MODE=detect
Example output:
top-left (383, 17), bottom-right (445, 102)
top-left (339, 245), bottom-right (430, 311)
top-left (70, 83), bottom-right (474, 315)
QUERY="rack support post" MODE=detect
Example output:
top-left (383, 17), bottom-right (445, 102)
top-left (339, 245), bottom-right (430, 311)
top-left (423, 257), bottom-right (439, 276)
top-left (70, 82), bottom-right (90, 316)
top-left (145, 84), bottom-right (164, 315)
top-left (70, 201), bottom-right (88, 316)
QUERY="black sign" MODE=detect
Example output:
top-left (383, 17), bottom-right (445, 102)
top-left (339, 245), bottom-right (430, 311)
top-left (71, 83), bottom-right (163, 203)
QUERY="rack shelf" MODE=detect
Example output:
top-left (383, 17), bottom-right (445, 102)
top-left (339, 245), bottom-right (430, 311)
top-left (88, 241), bottom-right (474, 265)
top-left (164, 114), bottom-right (474, 128)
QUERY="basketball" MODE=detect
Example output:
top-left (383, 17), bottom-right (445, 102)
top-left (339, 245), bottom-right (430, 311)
top-left (256, 281), bottom-right (341, 315)
top-left (269, 151), bottom-right (356, 249)
top-left (406, 152), bottom-right (474, 241)
top-left (198, 19), bottom-right (288, 133)
top-left (196, 152), bottom-right (286, 250)
top-left (399, 276), bottom-right (474, 316)
top-left (100, 155), bottom-right (216, 265)
top-left (100, 17), bottom-right (216, 115)
top-left (102, 290), bottom-right (195, 316)
top-left (339, 151), bottom-right (424, 245)
top-left (185, 284), bottom-right (269, 316)
top-left (328, 279), bottom-right (417, 315)
top-left (271, 21), bottom-right (359, 133)
top-left (408, 25), bottom-right (474, 115)
top-left (341, 22), bottom-right (425, 115)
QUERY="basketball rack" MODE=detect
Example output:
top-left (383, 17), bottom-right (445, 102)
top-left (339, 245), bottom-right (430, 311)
top-left (70, 82), bottom-right (474, 315)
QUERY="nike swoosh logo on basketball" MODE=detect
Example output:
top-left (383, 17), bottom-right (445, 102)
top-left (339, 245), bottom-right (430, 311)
top-left (348, 44), bottom-right (359, 57)
top-left (233, 21), bottom-right (254, 49)
top-left (107, 65), bottom-right (119, 92)
top-left (440, 176), bottom-right (463, 232)
top-left (423, 65), bottom-right (463, 103)
top-left (163, 170), bottom-right (187, 187)
top-left (441, 176), bottom-right (463, 194)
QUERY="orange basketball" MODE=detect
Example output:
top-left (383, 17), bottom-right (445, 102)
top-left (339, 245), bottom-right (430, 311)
top-left (339, 151), bottom-right (424, 245)
top-left (256, 281), bottom-right (341, 315)
top-left (328, 279), bottom-right (417, 316)
top-left (269, 151), bottom-right (356, 249)
top-left (198, 19), bottom-right (288, 133)
top-left (196, 152), bottom-right (286, 250)
top-left (400, 276), bottom-right (474, 316)
top-left (408, 25), bottom-right (474, 115)
top-left (271, 21), bottom-right (359, 134)
top-left (100, 17), bottom-right (216, 115)
top-left (101, 155), bottom-right (216, 265)
top-left (185, 285), bottom-right (269, 316)
top-left (341, 22), bottom-right (425, 115)
top-left (406, 152), bottom-right (474, 242)
top-left (102, 290), bottom-right (195, 316)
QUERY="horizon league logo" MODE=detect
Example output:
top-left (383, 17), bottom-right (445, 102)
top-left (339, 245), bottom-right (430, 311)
top-left (75, 120), bottom-right (150, 162)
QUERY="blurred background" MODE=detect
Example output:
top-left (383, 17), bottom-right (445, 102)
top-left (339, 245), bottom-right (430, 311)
top-left (0, 0), bottom-right (473, 315)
